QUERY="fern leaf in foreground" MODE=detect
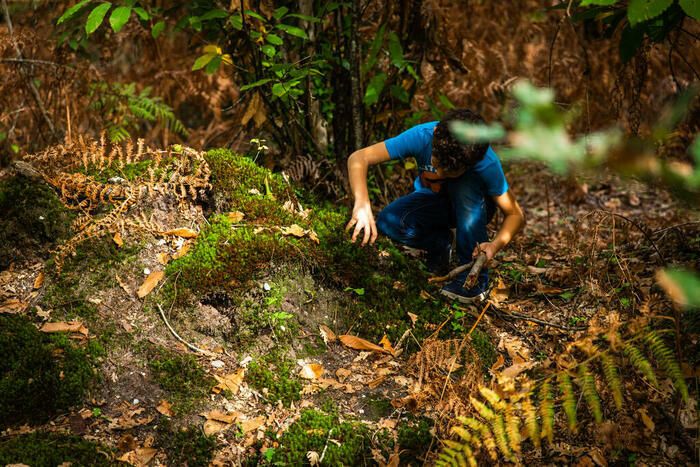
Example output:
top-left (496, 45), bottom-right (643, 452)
top-left (522, 391), bottom-right (540, 448)
top-left (505, 405), bottom-right (522, 454)
top-left (600, 352), bottom-right (623, 409)
top-left (558, 372), bottom-right (578, 433)
top-left (491, 413), bottom-right (512, 460)
top-left (624, 343), bottom-right (659, 386)
top-left (539, 381), bottom-right (555, 444)
top-left (463, 417), bottom-right (498, 461)
top-left (644, 331), bottom-right (689, 401)
top-left (578, 363), bottom-right (603, 423)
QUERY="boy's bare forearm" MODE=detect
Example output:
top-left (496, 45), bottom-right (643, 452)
top-left (347, 152), bottom-right (370, 205)
top-left (492, 212), bottom-right (525, 252)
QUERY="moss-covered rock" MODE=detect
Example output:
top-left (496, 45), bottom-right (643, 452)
top-left (0, 315), bottom-right (98, 427)
top-left (0, 432), bottom-right (119, 466)
top-left (272, 408), bottom-right (371, 465)
top-left (0, 175), bottom-right (75, 267)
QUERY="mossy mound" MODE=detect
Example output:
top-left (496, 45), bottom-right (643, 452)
top-left (0, 315), bottom-right (98, 427)
top-left (156, 422), bottom-right (217, 467)
top-left (0, 432), bottom-right (119, 466)
top-left (271, 408), bottom-right (371, 465)
top-left (147, 345), bottom-right (215, 415)
top-left (0, 175), bottom-right (75, 267)
top-left (170, 149), bottom-right (452, 342)
top-left (247, 356), bottom-right (302, 407)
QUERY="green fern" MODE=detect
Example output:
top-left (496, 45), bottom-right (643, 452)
top-left (644, 331), bottom-right (689, 401)
top-left (558, 372), bottom-right (577, 433)
top-left (578, 363), bottom-right (603, 423)
top-left (505, 407), bottom-right (521, 454)
top-left (539, 380), bottom-right (555, 444)
top-left (491, 413), bottom-right (512, 460)
top-left (522, 391), bottom-right (540, 448)
top-left (600, 353), bottom-right (623, 409)
top-left (624, 343), bottom-right (659, 386)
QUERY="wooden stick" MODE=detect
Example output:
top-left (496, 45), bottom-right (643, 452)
top-left (157, 303), bottom-right (215, 357)
top-left (427, 252), bottom-right (488, 288)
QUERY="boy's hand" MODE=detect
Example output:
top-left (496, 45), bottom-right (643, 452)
top-left (346, 202), bottom-right (377, 246)
top-left (473, 242), bottom-right (498, 263)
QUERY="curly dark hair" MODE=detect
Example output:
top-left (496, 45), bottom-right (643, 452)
top-left (432, 108), bottom-right (489, 173)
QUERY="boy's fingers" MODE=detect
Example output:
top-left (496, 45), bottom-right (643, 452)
top-left (362, 223), bottom-right (370, 246)
top-left (351, 222), bottom-right (362, 242)
top-left (370, 221), bottom-right (378, 244)
top-left (345, 218), bottom-right (357, 231)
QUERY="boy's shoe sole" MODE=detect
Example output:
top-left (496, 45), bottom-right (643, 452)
top-left (440, 288), bottom-right (488, 304)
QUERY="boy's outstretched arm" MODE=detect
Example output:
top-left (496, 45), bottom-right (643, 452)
top-left (345, 142), bottom-right (391, 246)
top-left (473, 190), bottom-right (525, 262)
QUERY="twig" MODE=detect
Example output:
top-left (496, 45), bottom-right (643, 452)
top-left (428, 252), bottom-right (488, 287)
top-left (1, 0), bottom-right (60, 141)
top-left (157, 303), bottom-right (215, 356)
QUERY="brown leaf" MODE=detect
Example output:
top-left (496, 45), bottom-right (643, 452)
top-left (161, 227), bottom-right (198, 238)
top-left (241, 416), bottom-right (265, 433)
top-left (171, 242), bottom-right (191, 260)
top-left (490, 354), bottom-right (505, 373)
top-left (33, 271), bottom-right (45, 289)
top-left (308, 230), bottom-right (320, 244)
top-left (368, 375), bottom-right (386, 389)
top-left (227, 211), bottom-right (245, 223)
top-left (40, 321), bottom-right (88, 337)
top-left (536, 283), bottom-right (564, 295)
top-left (116, 274), bottom-right (132, 295)
top-left (156, 252), bottom-right (170, 265)
top-left (300, 363), bottom-right (324, 380)
top-left (204, 419), bottom-right (231, 436)
top-left (407, 312), bottom-right (418, 326)
top-left (638, 408), bottom-right (655, 432)
top-left (241, 92), bottom-right (267, 128)
top-left (137, 271), bottom-right (164, 298)
top-left (212, 368), bottom-right (245, 394)
top-left (0, 298), bottom-right (27, 314)
top-left (335, 368), bottom-right (351, 382)
top-left (113, 231), bottom-right (124, 248)
top-left (339, 334), bottom-right (389, 354)
top-left (156, 399), bottom-right (173, 417)
top-left (281, 224), bottom-right (306, 237)
top-left (117, 448), bottom-right (158, 467)
top-left (319, 324), bottom-right (337, 344)
top-left (204, 410), bottom-right (239, 424)
top-left (379, 335), bottom-right (395, 354)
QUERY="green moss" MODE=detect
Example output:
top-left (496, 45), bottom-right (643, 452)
top-left (0, 432), bottom-right (119, 466)
top-left (157, 422), bottom-right (217, 467)
top-left (364, 396), bottom-right (393, 420)
top-left (397, 416), bottom-right (434, 465)
top-left (0, 175), bottom-right (75, 267)
top-left (470, 329), bottom-right (497, 372)
top-left (148, 346), bottom-right (215, 415)
top-left (0, 315), bottom-right (97, 427)
top-left (247, 357), bottom-right (301, 407)
top-left (272, 408), bottom-right (371, 465)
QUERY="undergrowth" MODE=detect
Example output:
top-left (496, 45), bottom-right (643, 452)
top-left (156, 421), bottom-right (217, 467)
top-left (0, 432), bottom-right (118, 466)
top-left (247, 355), bottom-right (302, 407)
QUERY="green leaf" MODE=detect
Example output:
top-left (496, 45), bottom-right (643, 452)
top-left (344, 287), bottom-right (365, 296)
top-left (205, 55), bottom-right (222, 74)
top-left (57, 0), bottom-right (91, 25)
top-left (390, 84), bottom-right (409, 103)
top-left (244, 10), bottom-right (267, 22)
top-left (229, 14), bottom-right (243, 30)
top-left (133, 6), bottom-right (149, 20)
top-left (439, 93), bottom-right (456, 110)
top-left (151, 20), bottom-right (165, 39)
top-left (266, 33), bottom-right (284, 45)
top-left (388, 32), bottom-right (404, 67)
top-left (85, 2), bottom-right (111, 35)
top-left (199, 9), bottom-right (228, 21)
top-left (273, 6), bottom-right (289, 20)
top-left (362, 24), bottom-right (385, 76)
top-left (680, 0), bottom-right (700, 20)
top-left (627, 0), bottom-right (673, 26)
top-left (276, 23), bottom-right (308, 39)
top-left (261, 44), bottom-right (276, 58)
top-left (658, 268), bottom-right (700, 308)
top-left (271, 82), bottom-right (287, 97)
top-left (287, 13), bottom-right (321, 23)
top-left (192, 53), bottom-right (216, 71)
top-left (240, 78), bottom-right (272, 91)
top-left (108, 6), bottom-right (131, 33)
top-left (363, 72), bottom-right (387, 106)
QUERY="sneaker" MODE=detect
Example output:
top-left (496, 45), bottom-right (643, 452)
top-left (440, 270), bottom-right (489, 304)
top-left (425, 232), bottom-right (454, 276)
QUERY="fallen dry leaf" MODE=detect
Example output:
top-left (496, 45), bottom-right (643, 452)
top-left (113, 231), bottom-right (124, 248)
top-left (307, 451), bottom-right (320, 466)
top-left (116, 274), bottom-right (132, 295)
top-left (212, 368), bottom-right (245, 394)
top-left (204, 419), bottom-right (231, 436)
top-left (379, 335), bottom-right (395, 354)
top-left (161, 227), bottom-right (198, 238)
top-left (308, 230), bottom-right (320, 244)
top-left (281, 224), bottom-right (306, 237)
top-left (319, 324), bottom-right (337, 344)
top-left (117, 448), bottom-right (158, 467)
top-left (336, 368), bottom-right (351, 382)
top-left (368, 375), bottom-right (386, 389)
top-left (40, 321), bottom-right (88, 337)
top-left (241, 416), bottom-right (265, 433)
top-left (33, 271), bottom-right (45, 289)
top-left (171, 242), bottom-right (191, 260)
top-left (638, 407), bottom-right (655, 432)
top-left (339, 334), bottom-right (389, 354)
top-left (0, 298), bottom-right (27, 314)
top-left (300, 363), bottom-right (324, 380)
top-left (204, 410), bottom-right (239, 424)
top-left (156, 252), bottom-right (170, 265)
top-left (407, 312), bottom-right (418, 326)
top-left (156, 399), bottom-right (173, 417)
top-left (535, 283), bottom-right (565, 295)
top-left (227, 211), bottom-right (245, 222)
top-left (137, 271), bottom-right (164, 298)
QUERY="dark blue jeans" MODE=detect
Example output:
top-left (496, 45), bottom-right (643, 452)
top-left (376, 172), bottom-right (495, 269)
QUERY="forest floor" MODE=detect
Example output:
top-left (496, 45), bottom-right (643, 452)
top-left (1, 145), bottom-right (699, 466)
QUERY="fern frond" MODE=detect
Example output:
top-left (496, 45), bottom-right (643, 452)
top-left (451, 426), bottom-right (479, 448)
top-left (600, 353), bottom-right (623, 409)
top-left (479, 387), bottom-right (506, 411)
top-left (624, 343), bottom-right (659, 386)
top-left (470, 396), bottom-right (495, 421)
top-left (558, 372), bottom-right (577, 433)
top-left (578, 363), bottom-right (603, 423)
top-left (539, 381), bottom-right (554, 444)
top-left (491, 413), bottom-right (512, 460)
top-left (522, 391), bottom-right (540, 448)
top-left (463, 417), bottom-right (497, 461)
top-left (443, 432), bottom-right (478, 467)
top-left (505, 406), bottom-right (521, 454)
top-left (644, 331), bottom-right (689, 401)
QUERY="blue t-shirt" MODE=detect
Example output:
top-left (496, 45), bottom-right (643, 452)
top-left (384, 121), bottom-right (509, 196)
